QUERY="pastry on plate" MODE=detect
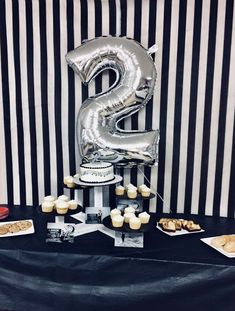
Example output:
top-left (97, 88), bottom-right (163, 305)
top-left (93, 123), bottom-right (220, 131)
top-left (161, 220), bottom-right (176, 232)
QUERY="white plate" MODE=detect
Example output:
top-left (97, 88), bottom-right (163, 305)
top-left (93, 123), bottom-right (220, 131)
top-left (0, 219), bottom-right (35, 237)
top-left (74, 174), bottom-right (122, 186)
top-left (156, 223), bottom-right (204, 236)
top-left (201, 236), bottom-right (235, 258)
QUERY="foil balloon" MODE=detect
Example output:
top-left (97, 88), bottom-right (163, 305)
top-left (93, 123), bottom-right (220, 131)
top-left (66, 36), bottom-right (159, 166)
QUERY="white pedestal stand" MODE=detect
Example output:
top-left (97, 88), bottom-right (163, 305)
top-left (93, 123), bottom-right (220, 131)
top-left (74, 175), bottom-right (123, 209)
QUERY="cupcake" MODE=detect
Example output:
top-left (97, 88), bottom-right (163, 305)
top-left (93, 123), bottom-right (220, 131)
top-left (138, 184), bottom-right (147, 193)
top-left (56, 200), bottom-right (69, 215)
top-left (41, 201), bottom-right (54, 213)
top-left (112, 215), bottom-right (124, 228)
top-left (124, 212), bottom-right (135, 223)
top-left (129, 217), bottom-right (141, 230)
top-left (64, 176), bottom-right (71, 185)
top-left (65, 176), bottom-right (76, 188)
top-left (115, 185), bottom-right (125, 196)
top-left (124, 206), bottom-right (135, 214)
top-left (141, 186), bottom-right (151, 197)
top-left (138, 212), bottom-right (150, 224)
top-left (125, 184), bottom-right (137, 191)
top-left (110, 208), bottom-right (121, 219)
top-left (68, 199), bottom-right (78, 210)
top-left (58, 194), bottom-right (69, 202)
top-left (43, 195), bottom-right (56, 202)
top-left (127, 189), bottom-right (137, 199)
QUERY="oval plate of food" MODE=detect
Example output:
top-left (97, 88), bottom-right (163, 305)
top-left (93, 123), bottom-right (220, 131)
top-left (0, 219), bottom-right (34, 237)
top-left (156, 218), bottom-right (204, 236)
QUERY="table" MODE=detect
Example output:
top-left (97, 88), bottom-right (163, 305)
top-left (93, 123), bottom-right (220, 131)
top-left (1, 206), bottom-right (235, 311)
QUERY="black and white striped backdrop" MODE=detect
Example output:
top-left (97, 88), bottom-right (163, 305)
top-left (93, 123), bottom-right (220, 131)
top-left (0, 0), bottom-right (235, 217)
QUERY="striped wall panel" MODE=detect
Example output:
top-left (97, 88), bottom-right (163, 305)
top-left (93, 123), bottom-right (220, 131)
top-left (0, 0), bottom-right (235, 217)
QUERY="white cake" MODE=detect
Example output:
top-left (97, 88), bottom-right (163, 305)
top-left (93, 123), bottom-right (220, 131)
top-left (79, 161), bottom-right (114, 183)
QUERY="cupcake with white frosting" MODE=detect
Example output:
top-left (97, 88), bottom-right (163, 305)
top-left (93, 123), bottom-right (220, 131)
top-left (127, 189), bottom-right (137, 199)
top-left (141, 186), bottom-right (151, 198)
top-left (124, 206), bottom-right (136, 214)
top-left (125, 184), bottom-right (137, 191)
top-left (41, 201), bottom-right (54, 213)
top-left (43, 195), bottom-right (56, 203)
top-left (68, 199), bottom-right (78, 210)
top-left (138, 212), bottom-right (150, 224)
top-left (138, 184), bottom-right (147, 193)
top-left (112, 215), bottom-right (124, 228)
top-left (65, 176), bottom-right (76, 188)
top-left (58, 194), bottom-right (69, 202)
top-left (129, 217), bottom-right (141, 230)
top-left (110, 208), bottom-right (121, 219)
top-left (115, 185), bottom-right (125, 196)
top-left (56, 200), bottom-right (69, 215)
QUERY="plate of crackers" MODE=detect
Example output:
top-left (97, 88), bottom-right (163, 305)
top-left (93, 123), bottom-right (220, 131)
top-left (0, 219), bottom-right (34, 237)
top-left (156, 218), bottom-right (204, 236)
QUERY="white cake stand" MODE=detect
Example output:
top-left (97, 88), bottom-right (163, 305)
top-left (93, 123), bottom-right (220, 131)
top-left (74, 175), bottom-right (122, 207)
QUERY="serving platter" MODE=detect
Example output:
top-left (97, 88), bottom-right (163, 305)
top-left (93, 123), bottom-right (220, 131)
top-left (37, 205), bottom-right (82, 216)
top-left (156, 223), bottom-right (204, 236)
top-left (74, 174), bottom-right (122, 187)
top-left (103, 215), bottom-right (155, 233)
top-left (201, 236), bottom-right (235, 258)
top-left (0, 219), bottom-right (34, 237)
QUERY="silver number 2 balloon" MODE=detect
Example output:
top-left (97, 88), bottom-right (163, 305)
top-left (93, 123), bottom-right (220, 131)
top-left (66, 36), bottom-right (159, 167)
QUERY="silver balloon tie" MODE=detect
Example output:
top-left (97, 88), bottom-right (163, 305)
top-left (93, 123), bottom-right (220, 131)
top-left (92, 150), bottom-right (101, 162)
top-left (147, 44), bottom-right (158, 55)
top-left (137, 166), bottom-right (172, 213)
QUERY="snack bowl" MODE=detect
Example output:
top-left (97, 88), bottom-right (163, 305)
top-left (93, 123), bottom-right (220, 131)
top-left (0, 206), bottom-right (9, 220)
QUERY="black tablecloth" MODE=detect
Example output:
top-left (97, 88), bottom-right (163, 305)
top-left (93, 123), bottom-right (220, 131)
top-left (1, 206), bottom-right (235, 311)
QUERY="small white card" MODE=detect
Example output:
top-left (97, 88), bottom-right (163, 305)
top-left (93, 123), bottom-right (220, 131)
top-left (85, 206), bottom-right (110, 224)
top-left (46, 222), bottom-right (75, 243)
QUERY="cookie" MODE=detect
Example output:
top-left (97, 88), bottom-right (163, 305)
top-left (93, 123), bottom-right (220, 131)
top-left (8, 224), bottom-right (20, 233)
top-left (0, 226), bottom-right (8, 235)
top-left (223, 241), bottom-right (235, 253)
top-left (17, 220), bottom-right (32, 231)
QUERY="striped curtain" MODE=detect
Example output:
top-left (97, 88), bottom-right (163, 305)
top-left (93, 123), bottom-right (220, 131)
top-left (0, 0), bottom-right (235, 217)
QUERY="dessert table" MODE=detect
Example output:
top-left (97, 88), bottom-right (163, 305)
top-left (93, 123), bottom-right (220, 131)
top-left (1, 206), bottom-right (235, 311)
